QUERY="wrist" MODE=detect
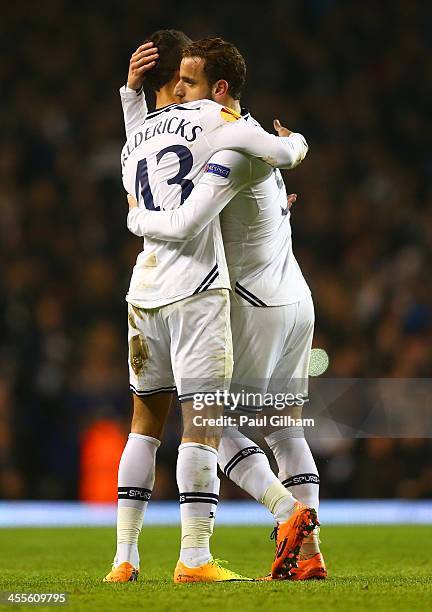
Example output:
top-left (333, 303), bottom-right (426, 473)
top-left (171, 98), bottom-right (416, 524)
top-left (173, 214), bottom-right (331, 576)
top-left (126, 83), bottom-right (143, 94)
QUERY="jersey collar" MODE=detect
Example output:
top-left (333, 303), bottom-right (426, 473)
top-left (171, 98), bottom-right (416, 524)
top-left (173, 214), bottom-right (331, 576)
top-left (146, 103), bottom-right (178, 120)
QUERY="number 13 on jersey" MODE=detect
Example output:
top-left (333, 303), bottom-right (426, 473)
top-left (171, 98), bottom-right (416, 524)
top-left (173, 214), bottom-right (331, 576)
top-left (135, 145), bottom-right (194, 210)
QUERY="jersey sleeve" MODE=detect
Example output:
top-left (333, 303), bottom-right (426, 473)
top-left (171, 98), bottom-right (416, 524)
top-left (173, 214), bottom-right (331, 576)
top-left (119, 85), bottom-right (148, 139)
top-left (127, 150), bottom-right (251, 241)
top-left (202, 106), bottom-right (308, 169)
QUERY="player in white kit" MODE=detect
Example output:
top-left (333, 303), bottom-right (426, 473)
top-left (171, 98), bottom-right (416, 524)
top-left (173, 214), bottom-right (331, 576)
top-left (105, 31), bottom-right (315, 584)
top-left (122, 35), bottom-right (326, 581)
top-left (120, 34), bottom-right (324, 581)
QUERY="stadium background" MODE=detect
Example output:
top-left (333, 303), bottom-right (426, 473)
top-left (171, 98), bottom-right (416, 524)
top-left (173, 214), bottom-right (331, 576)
top-left (1, 0), bottom-right (431, 510)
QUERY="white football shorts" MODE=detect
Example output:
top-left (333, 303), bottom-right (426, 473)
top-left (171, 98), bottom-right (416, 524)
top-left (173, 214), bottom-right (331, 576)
top-left (229, 292), bottom-right (314, 410)
top-left (127, 289), bottom-right (233, 401)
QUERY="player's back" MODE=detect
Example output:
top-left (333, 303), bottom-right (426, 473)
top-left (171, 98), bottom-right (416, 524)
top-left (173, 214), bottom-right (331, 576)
top-left (221, 154), bottom-right (310, 307)
top-left (121, 100), bottom-right (230, 308)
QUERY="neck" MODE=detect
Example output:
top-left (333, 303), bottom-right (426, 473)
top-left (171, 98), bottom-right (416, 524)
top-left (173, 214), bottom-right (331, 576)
top-left (155, 87), bottom-right (177, 109)
top-left (155, 77), bottom-right (182, 109)
top-left (221, 96), bottom-right (241, 114)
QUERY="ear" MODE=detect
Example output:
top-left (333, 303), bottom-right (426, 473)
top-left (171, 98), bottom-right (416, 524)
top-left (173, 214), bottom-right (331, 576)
top-left (212, 79), bottom-right (229, 101)
top-left (170, 70), bottom-right (182, 99)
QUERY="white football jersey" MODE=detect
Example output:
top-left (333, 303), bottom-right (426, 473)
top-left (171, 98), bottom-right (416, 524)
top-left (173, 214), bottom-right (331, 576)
top-left (220, 154), bottom-right (310, 306)
top-left (120, 88), bottom-right (309, 307)
top-left (220, 112), bottom-right (310, 305)
top-left (120, 89), bottom-right (308, 308)
top-left (128, 148), bottom-right (310, 305)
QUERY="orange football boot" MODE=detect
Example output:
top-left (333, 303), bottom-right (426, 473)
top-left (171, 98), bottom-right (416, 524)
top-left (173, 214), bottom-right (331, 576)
top-left (289, 553), bottom-right (327, 580)
top-left (270, 502), bottom-right (319, 578)
top-left (103, 561), bottom-right (139, 583)
top-left (174, 558), bottom-right (253, 583)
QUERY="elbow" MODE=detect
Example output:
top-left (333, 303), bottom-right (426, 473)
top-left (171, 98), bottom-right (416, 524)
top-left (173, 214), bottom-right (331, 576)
top-left (127, 219), bottom-right (143, 237)
top-left (128, 225), bottom-right (143, 237)
top-left (283, 145), bottom-right (309, 170)
top-left (127, 209), bottom-right (144, 237)
top-left (301, 140), bottom-right (309, 159)
top-left (292, 135), bottom-right (309, 167)
top-left (281, 134), bottom-right (309, 169)
top-left (301, 139), bottom-right (309, 160)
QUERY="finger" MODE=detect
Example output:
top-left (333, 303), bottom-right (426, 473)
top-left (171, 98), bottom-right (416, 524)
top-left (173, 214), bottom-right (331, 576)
top-left (131, 50), bottom-right (147, 61)
top-left (127, 194), bottom-right (138, 208)
top-left (131, 54), bottom-right (158, 69)
top-left (135, 53), bottom-right (159, 67)
top-left (273, 119), bottom-right (281, 131)
top-left (131, 49), bottom-right (148, 60)
top-left (137, 42), bottom-right (155, 51)
top-left (133, 48), bottom-right (158, 60)
top-left (141, 46), bottom-right (159, 57)
top-left (131, 46), bottom-right (158, 61)
top-left (138, 61), bottom-right (156, 73)
top-left (131, 48), bottom-right (158, 63)
top-left (130, 61), bottom-right (156, 76)
top-left (287, 194), bottom-right (298, 209)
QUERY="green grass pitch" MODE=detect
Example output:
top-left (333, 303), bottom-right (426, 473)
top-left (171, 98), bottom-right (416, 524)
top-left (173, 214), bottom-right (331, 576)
top-left (0, 525), bottom-right (431, 611)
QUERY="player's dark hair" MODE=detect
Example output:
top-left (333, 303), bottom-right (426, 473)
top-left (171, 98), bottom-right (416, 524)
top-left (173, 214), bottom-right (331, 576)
top-left (144, 29), bottom-right (192, 91)
top-left (182, 37), bottom-right (246, 100)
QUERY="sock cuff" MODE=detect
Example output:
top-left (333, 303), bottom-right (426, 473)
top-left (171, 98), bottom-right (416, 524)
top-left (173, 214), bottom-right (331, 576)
top-left (179, 491), bottom-right (219, 505)
top-left (129, 433), bottom-right (161, 447)
top-left (265, 426), bottom-right (304, 446)
top-left (178, 442), bottom-right (218, 456)
top-left (221, 446), bottom-right (265, 478)
top-left (118, 486), bottom-right (152, 501)
top-left (281, 473), bottom-right (320, 488)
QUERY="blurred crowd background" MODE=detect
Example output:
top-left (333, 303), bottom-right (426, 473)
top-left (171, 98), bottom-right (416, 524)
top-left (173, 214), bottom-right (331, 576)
top-left (1, 0), bottom-right (431, 502)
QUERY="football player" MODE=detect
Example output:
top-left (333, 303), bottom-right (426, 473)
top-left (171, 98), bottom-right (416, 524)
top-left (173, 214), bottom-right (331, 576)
top-left (104, 30), bottom-right (312, 584)
top-left (122, 34), bottom-right (326, 582)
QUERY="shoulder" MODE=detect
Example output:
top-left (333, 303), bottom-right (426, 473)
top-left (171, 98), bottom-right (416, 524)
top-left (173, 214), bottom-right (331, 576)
top-left (198, 101), bottom-right (244, 131)
top-left (245, 113), bottom-right (263, 129)
top-left (208, 149), bottom-right (250, 170)
top-left (205, 150), bottom-right (251, 185)
top-left (181, 99), bottom-right (218, 110)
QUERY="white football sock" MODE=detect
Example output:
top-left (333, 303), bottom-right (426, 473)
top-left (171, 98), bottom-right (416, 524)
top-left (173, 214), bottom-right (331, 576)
top-left (177, 442), bottom-right (220, 567)
top-left (218, 427), bottom-right (295, 523)
top-left (265, 426), bottom-right (319, 508)
top-left (115, 432), bottom-right (160, 567)
top-left (265, 426), bottom-right (320, 557)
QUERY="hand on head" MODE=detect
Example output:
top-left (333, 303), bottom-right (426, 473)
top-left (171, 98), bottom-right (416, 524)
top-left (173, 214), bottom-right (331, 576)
top-left (127, 42), bottom-right (159, 91)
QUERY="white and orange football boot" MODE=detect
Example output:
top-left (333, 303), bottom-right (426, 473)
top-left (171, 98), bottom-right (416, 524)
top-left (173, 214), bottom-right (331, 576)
top-left (103, 561), bottom-right (139, 583)
top-left (174, 558), bottom-right (253, 583)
